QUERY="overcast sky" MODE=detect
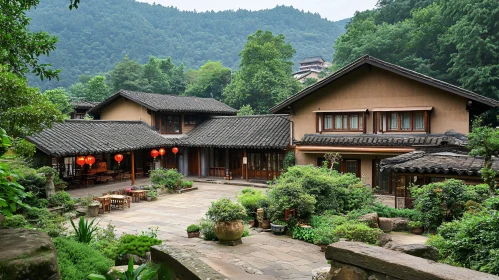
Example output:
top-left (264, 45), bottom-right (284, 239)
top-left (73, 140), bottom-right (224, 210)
top-left (139, 0), bottom-right (378, 21)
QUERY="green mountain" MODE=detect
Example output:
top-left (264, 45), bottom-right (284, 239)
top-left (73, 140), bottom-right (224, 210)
top-left (27, 0), bottom-right (348, 90)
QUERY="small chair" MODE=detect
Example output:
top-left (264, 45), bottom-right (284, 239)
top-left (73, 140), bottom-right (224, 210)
top-left (95, 198), bottom-right (111, 214)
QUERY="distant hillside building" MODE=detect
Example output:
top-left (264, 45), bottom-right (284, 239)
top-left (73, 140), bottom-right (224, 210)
top-left (293, 56), bottom-right (331, 84)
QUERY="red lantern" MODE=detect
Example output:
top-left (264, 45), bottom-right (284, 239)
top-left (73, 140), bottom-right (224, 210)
top-left (114, 154), bottom-right (124, 165)
top-left (85, 155), bottom-right (96, 168)
top-left (76, 156), bottom-right (86, 167)
top-left (150, 149), bottom-right (159, 159)
top-left (158, 148), bottom-right (166, 157)
top-left (172, 147), bottom-right (179, 155)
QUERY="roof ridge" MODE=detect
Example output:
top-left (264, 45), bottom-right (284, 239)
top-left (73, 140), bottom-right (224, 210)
top-left (121, 90), bottom-right (221, 100)
top-left (65, 120), bottom-right (145, 124)
top-left (210, 114), bottom-right (289, 119)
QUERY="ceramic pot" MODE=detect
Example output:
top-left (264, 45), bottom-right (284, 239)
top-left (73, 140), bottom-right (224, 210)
top-left (261, 219), bottom-right (271, 229)
top-left (187, 231), bottom-right (200, 238)
top-left (411, 227), bottom-right (424, 235)
top-left (214, 220), bottom-right (244, 241)
top-left (270, 223), bottom-right (286, 235)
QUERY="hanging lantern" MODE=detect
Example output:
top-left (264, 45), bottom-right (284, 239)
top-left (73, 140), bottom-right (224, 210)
top-left (114, 154), bottom-right (124, 165)
top-left (76, 156), bottom-right (86, 167)
top-left (158, 148), bottom-right (166, 158)
top-left (172, 147), bottom-right (179, 155)
top-left (150, 149), bottom-right (159, 159)
top-left (85, 155), bottom-right (96, 168)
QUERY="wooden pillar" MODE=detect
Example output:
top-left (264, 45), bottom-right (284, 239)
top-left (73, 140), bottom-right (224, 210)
top-left (244, 149), bottom-right (248, 182)
top-left (131, 151), bottom-right (135, 186)
top-left (197, 147), bottom-right (201, 178)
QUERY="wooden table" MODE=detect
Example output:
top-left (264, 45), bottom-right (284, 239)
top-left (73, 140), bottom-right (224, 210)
top-left (99, 194), bottom-right (129, 210)
top-left (129, 190), bottom-right (147, 203)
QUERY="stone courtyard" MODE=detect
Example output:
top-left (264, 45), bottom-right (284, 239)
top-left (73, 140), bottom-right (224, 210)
top-left (69, 182), bottom-right (328, 279)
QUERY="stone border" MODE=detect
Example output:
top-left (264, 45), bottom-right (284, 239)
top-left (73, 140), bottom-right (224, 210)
top-left (176, 187), bottom-right (199, 194)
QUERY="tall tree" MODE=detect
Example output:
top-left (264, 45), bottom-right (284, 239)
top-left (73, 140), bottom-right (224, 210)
top-left (110, 56), bottom-right (147, 92)
top-left (44, 88), bottom-right (73, 117)
top-left (143, 56), bottom-right (170, 94)
top-left (223, 30), bottom-right (302, 113)
top-left (185, 61), bottom-right (231, 99)
top-left (84, 75), bottom-right (110, 102)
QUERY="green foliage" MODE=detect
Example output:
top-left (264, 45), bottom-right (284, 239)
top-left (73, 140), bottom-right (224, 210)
top-left (199, 217), bottom-right (217, 241)
top-left (146, 190), bottom-right (157, 198)
top-left (346, 203), bottom-right (417, 220)
top-left (411, 179), bottom-right (489, 231)
top-left (0, 161), bottom-right (30, 216)
top-left (275, 165), bottom-right (373, 214)
top-left (408, 221), bottom-right (423, 229)
top-left (236, 188), bottom-right (269, 214)
top-left (271, 220), bottom-right (287, 226)
top-left (89, 257), bottom-right (160, 280)
top-left (118, 233), bottom-right (162, 257)
top-left (37, 166), bottom-right (67, 191)
top-left (44, 88), bottom-right (73, 117)
top-left (310, 212), bottom-right (348, 229)
top-left (185, 61), bottom-right (231, 100)
top-left (186, 224), bottom-right (200, 233)
top-left (302, 78), bottom-right (318, 87)
top-left (207, 197), bottom-right (246, 222)
top-left (10, 138), bottom-right (36, 158)
top-left (180, 180), bottom-right (193, 188)
top-left (237, 105), bottom-right (255, 116)
top-left (71, 216), bottom-right (98, 243)
top-left (282, 151), bottom-right (295, 171)
top-left (90, 223), bottom-right (120, 261)
top-left (331, 223), bottom-right (382, 245)
top-left (149, 168), bottom-right (183, 190)
top-left (53, 237), bottom-right (113, 280)
top-left (223, 30), bottom-right (302, 114)
top-left (293, 226), bottom-right (319, 243)
top-left (0, 128), bottom-right (10, 156)
top-left (84, 75), bottom-right (111, 102)
top-left (268, 181), bottom-right (316, 221)
top-left (1, 214), bottom-right (28, 228)
top-left (48, 191), bottom-right (75, 210)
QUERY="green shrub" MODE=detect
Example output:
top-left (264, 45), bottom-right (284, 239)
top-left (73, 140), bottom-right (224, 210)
top-left (118, 234), bottom-right (162, 257)
top-left (411, 179), bottom-right (488, 231)
top-left (90, 223), bottom-right (120, 261)
top-left (1, 214), bottom-right (28, 228)
top-left (186, 224), bottom-right (200, 232)
top-left (236, 188), bottom-right (268, 214)
top-left (149, 168), bottom-right (183, 190)
top-left (347, 203), bottom-right (417, 220)
top-left (242, 225), bottom-right (250, 237)
top-left (180, 180), bottom-right (193, 188)
top-left (199, 217), bottom-right (217, 241)
top-left (26, 207), bottom-right (50, 220)
top-left (24, 195), bottom-right (49, 208)
top-left (283, 151), bottom-right (295, 171)
top-left (331, 223), bottom-right (383, 245)
top-left (71, 216), bottom-right (98, 243)
top-left (274, 165), bottom-right (374, 214)
top-left (268, 182), bottom-right (316, 221)
top-left (310, 213), bottom-right (348, 228)
top-left (37, 166), bottom-right (67, 191)
top-left (408, 221), bottom-right (423, 229)
top-left (48, 191), bottom-right (75, 210)
top-left (207, 197), bottom-right (246, 222)
top-left (53, 237), bottom-right (113, 280)
top-left (314, 227), bottom-right (339, 245)
top-left (292, 227), bottom-right (318, 243)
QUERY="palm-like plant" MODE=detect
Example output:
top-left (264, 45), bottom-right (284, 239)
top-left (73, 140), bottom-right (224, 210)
top-left (70, 216), bottom-right (98, 243)
top-left (88, 258), bottom-right (160, 280)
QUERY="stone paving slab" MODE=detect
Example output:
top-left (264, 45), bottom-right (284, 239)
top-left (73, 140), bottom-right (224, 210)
top-left (71, 182), bottom-right (327, 279)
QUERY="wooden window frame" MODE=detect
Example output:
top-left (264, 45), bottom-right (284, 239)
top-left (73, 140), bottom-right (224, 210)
top-left (157, 114), bottom-right (182, 134)
top-left (316, 157), bottom-right (361, 177)
top-left (184, 115), bottom-right (196, 126)
top-left (321, 112), bottom-right (364, 132)
top-left (384, 111), bottom-right (428, 133)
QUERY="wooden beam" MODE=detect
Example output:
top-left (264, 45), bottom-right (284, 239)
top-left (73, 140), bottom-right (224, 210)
top-left (244, 149), bottom-right (248, 182)
top-left (131, 151), bottom-right (135, 186)
top-left (197, 148), bottom-right (201, 178)
top-left (296, 146), bottom-right (415, 153)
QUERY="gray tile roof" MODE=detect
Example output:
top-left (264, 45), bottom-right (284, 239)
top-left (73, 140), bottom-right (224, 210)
top-left (297, 131), bottom-right (467, 147)
top-left (299, 56), bottom-right (325, 64)
top-left (71, 100), bottom-right (99, 109)
top-left (178, 115), bottom-right (290, 149)
top-left (28, 120), bottom-right (173, 157)
top-left (89, 90), bottom-right (237, 115)
top-left (272, 55), bottom-right (499, 113)
top-left (380, 150), bottom-right (499, 176)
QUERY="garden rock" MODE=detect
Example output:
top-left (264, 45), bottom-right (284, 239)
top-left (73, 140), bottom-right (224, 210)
top-left (359, 213), bottom-right (379, 228)
top-left (115, 252), bottom-right (151, 266)
top-left (108, 265), bottom-right (139, 278)
top-left (391, 244), bottom-right (439, 261)
top-left (312, 266), bottom-right (332, 280)
top-left (378, 233), bottom-right (392, 247)
top-left (378, 217), bottom-right (393, 232)
top-left (378, 218), bottom-right (409, 232)
top-left (0, 228), bottom-right (59, 280)
top-left (330, 260), bottom-right (368, 280)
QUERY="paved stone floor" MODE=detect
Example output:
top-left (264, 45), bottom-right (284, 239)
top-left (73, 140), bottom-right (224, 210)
top-left (69, 182), bottom-right (327, 279)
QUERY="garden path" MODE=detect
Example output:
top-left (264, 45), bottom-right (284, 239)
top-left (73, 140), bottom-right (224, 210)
top-left (69, 182), bottom-right (328, 280)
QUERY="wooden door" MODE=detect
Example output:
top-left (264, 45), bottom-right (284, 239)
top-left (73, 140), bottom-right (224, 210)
top-left (188, 148), bottom-right (199, 176)
top-left (229, 150), bottom-right (242, 177)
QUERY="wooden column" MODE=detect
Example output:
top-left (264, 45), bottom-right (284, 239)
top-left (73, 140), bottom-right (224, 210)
top-left (244, 149), bottom-right (248, 182)
top-left (197, 147), bottom-right (201, 178)
top-left (131, 151), bottom-right (135, 186)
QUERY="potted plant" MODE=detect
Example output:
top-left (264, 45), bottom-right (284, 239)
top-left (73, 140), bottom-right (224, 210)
top-left (408, 221), bottom-right (424, 235)
top-left (207, 198), bottom-right (246, 245)
top-left (181, 181), bottom-right (193, 189)
top-left (243, 216), bottom-right (256, 228)
top-left (146, 191), bottom-right (157, 202)
top-left (186, 224), bottom-right (201, 238)
top-left (270, 220), bottom-right (286, 235)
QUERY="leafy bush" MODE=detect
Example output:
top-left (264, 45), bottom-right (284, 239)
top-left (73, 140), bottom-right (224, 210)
top-left (310, 213), bottom-right (348, 228)
top-left (411, 179), bottom-right (488, 231)
top-left (89, 258), bottom-right (159, 280)
top-left (207, 198), bottom-right (246, 222)
top-left (71, 216), bottom-right (98, 243)
top-left (293, 227), bottom-right (318, 243)
top-left (26, 207), bottom-right (50, 220)
top-left (236, 188), bottom-right (268, 214)
top-left (347, 203), bottom-right (417, 220)
top-left (283, 151), bottom-right (295, 171)
top-left (1, 214), bottom-right (28, 228)
top-left (48, 191), bottom-right (75, 210)
top-left (24, 195), bottom-right (49, 208)
top-left (17, 172), bottom-right (46, 197)
top-left (408, 221), bottom-right (423, 229)
top-left (274, 165), bottom-right (374, 214)
top-left (199, 217), bottom-right (217, 241)
top-left (53, 237), bottom-right (114, 280)
top-left (186, 224), bottom-right (200, 232)
top-left (37, 166), bottom-right (67, 191)
top-left (242, 224), bottom-right (250, 237)
top-left (180, 180), bottom-right (193, 188)
top-left (90, 223), bottom-right (120, 261)
top-left (331, 223), bottom-right (383, 245)
top-left (118, 234), bottom-right (162, 257)
top-left (268, 181), bottom-right (316, 221)
top-left (149, 168), bottom-right (183, 190)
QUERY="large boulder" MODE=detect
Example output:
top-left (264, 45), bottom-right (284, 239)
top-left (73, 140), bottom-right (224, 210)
top-left (377, 233), bottom-right (392, 248)
top-left (359, 213), bottom-right (379, 228)
top-left (115, 252), bottom-right (151, 266)
top-left (378, 217), bottom-right (393, 232)
top-left (378, 218), bottom-right (409, 232)
top-left (330, 260), bottom-right (368, 280)
top-left (0, 228), bottom-right (59, 280)
top-left (391, 244), bottom-right (439, 261)
top-left (312, 267), bottom-right (332, 280)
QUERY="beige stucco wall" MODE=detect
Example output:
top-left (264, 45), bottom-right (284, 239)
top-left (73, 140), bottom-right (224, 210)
top-left (100, 97), bottom-right (152, 125)
top-left (291, 66), bottom-right (470, 140)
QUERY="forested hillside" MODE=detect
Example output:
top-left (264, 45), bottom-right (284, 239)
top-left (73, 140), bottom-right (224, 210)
top-left (333, 0), bottom-right (499, 103)
top-left (27, 0), bottom-right (347, 90)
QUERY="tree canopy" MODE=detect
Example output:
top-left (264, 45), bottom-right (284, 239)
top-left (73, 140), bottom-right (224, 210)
top-left (185, 61), bottom-right (231, 100)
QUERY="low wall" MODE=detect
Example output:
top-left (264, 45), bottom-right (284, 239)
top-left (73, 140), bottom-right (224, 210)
top-left (325, 241), bottom-right (499, 280)
top-left (151, 244), bottom-right (226, 280)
